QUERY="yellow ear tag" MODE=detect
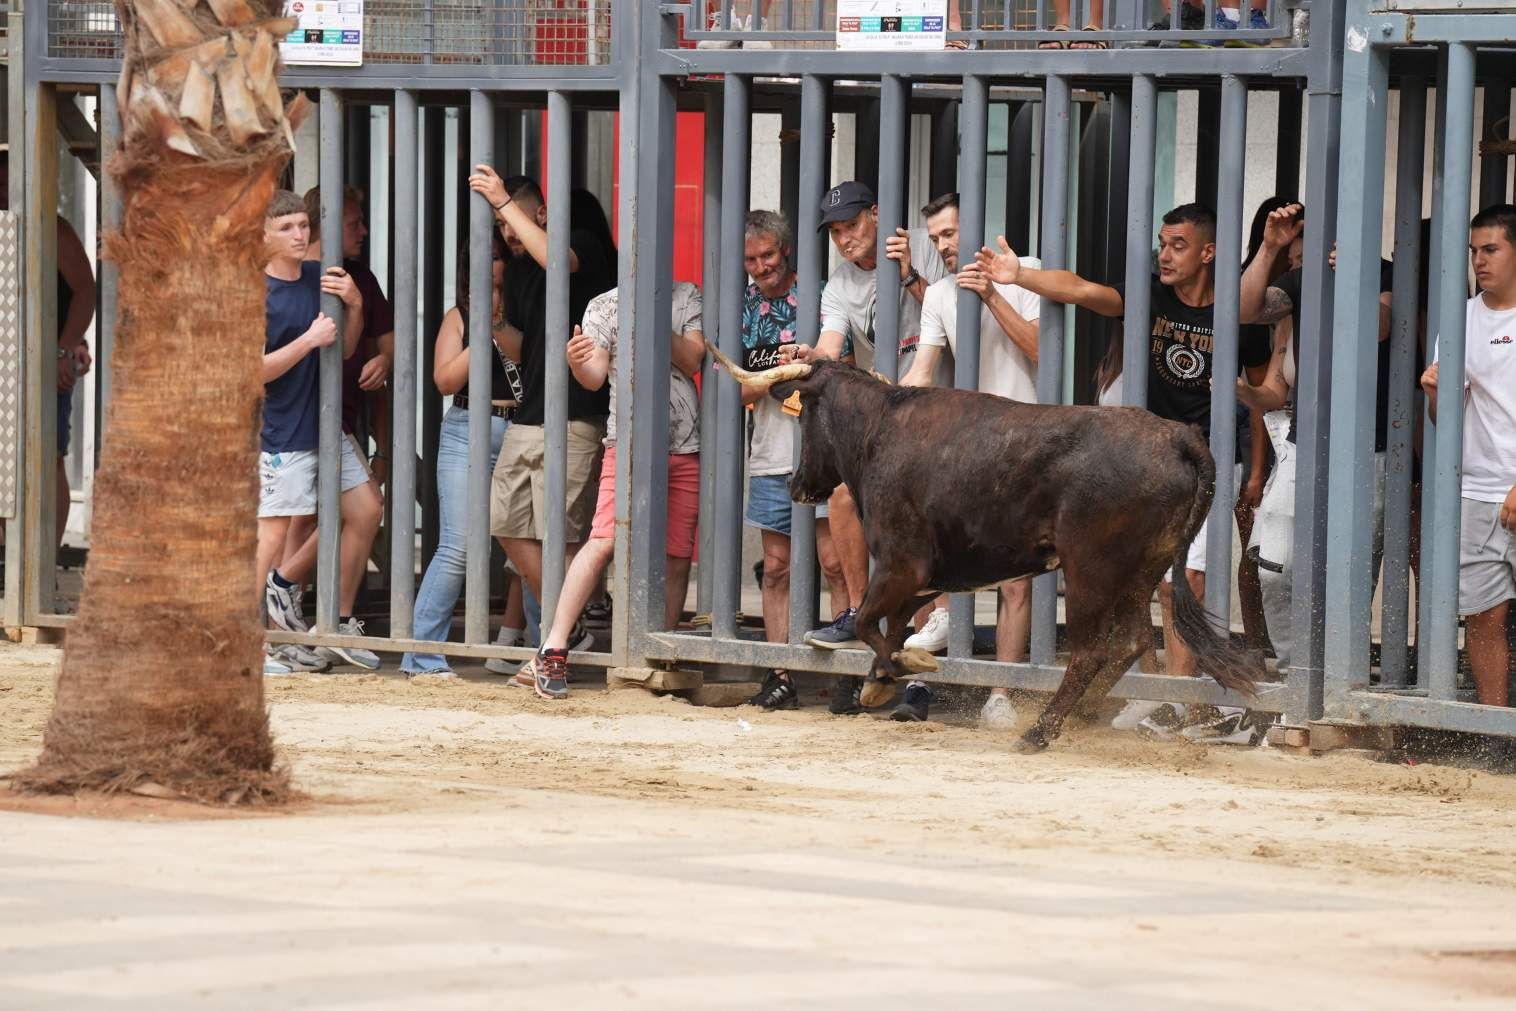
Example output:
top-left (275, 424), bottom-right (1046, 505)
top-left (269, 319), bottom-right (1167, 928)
top-left (781, 391), bottom-right (803, 417)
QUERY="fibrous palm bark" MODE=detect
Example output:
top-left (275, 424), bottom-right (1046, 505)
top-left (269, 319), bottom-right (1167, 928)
top-left (14, 0), bottom-right (309, 802)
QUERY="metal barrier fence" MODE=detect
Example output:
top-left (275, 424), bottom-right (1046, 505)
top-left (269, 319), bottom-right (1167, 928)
top-left (7, 0), bottom-right (1516, 739)
top-left (1323, 0), bottom-right (1516, 739)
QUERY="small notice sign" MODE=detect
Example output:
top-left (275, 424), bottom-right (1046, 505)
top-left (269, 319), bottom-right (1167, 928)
top-left (280, 0), bottom-right (364, 67)
top-left (836, 0), bottom-right (947, 50)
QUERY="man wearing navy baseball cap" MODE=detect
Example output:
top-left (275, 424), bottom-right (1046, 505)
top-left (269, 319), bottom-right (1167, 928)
top-left (787, 180), bottom-right (950, 706)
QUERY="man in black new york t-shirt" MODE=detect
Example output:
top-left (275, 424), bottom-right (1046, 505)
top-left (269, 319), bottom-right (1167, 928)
top-left (467, 168), bottom-right (615, 623)
top-left (976, 204), bottom-right (1269, 723)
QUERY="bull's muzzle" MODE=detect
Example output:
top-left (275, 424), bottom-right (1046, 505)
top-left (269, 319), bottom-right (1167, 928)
top-left (703, 339), bottom-right (813, 389)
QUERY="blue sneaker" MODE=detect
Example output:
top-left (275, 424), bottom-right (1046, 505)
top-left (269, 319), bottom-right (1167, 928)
top-left (890, 682), bottom-right (932, 722)
top-left (1248, 7), bottom-right (1269, 29)
top-left (804, 607), bottom-right (863, 650)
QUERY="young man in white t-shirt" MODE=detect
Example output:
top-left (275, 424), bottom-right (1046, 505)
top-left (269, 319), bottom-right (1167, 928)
top-left (1421, 203), bottom-right (1516, 708)
top-left (897, 193), bottom-right (1041, 728)
top-left (788, 180), bottom-right (950, 713)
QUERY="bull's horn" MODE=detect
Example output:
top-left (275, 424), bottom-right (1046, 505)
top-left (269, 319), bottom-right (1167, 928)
top-left (703, 338), bottom-right (813, 388)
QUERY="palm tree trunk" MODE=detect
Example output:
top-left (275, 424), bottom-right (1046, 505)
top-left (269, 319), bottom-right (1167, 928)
top-left (14, 0), bottom-right (308, 802)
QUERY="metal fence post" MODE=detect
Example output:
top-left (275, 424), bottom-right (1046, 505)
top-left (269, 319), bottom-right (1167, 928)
top-left (1323, 38), bottom-right (1389, 704)
top-left (542, 90), bottom-right (572, 636)
top-left (316, 89), bottom-right (345, 634)
top-left (873, 74), bottom-right (908, 381)
top-left (1417, 48), bottom-right (1449, 685)
top-left (1284, 0), bottom-right (1347, 725)
top-left (463, 90), bottom-right (493, 645)
top-left (1030, 74), bottom-right (1070, 668)
top-left (1380, 76), bottom-right (1426, 690)
top-left (697, 91), bottom-right (722, 619)
top-left (389, 89), bottom-right (419, 640)
top-left (97, 83), bottom-right (120, 418)
top-left (788, 74), bottom-right (829, 644)
top-left (1426, 42), bottom-right (1478, 703)
top-left (948, 74), bottom-right (989, 661)
top-left (1204, 74), bottom-right (1246, 620)
top-left (713, 73), bottom-right (751, 642)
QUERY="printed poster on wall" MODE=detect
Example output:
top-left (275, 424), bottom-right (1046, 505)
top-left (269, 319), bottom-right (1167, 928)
top-left (280, 0), bottom-right (365, 67)
top-left (836, 0), bottom-right (947, 50)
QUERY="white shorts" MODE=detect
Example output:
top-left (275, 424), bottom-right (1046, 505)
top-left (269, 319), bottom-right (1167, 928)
top-left (258, 435), bottom-right (371, 518)
top-left (1183, 463), bottom-right (1244, 575)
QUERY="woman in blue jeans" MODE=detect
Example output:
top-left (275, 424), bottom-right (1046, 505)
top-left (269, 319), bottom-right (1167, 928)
top-left (402, 234), bottom-right (535, 675)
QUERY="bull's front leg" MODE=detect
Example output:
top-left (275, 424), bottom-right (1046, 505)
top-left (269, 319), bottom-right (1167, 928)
top-left (854, 572), bottom-right (937, 708)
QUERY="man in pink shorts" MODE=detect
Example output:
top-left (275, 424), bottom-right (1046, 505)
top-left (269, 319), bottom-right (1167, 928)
top-left (523, 284), bottom-right (706, 698)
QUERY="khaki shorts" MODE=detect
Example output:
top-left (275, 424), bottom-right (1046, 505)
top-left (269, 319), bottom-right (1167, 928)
top-left (490, 419), bottom-right (606, 542)
top-left (1459, 496), bottom-right (1516, 616)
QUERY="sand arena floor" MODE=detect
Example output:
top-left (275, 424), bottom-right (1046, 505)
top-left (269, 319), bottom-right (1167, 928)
top-left (3, 641), bottom-right (1516, 1009)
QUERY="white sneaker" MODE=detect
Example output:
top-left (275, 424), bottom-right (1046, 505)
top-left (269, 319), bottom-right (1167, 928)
top-left (903, 608), bottom-right (950, 653)
top-left (485, 626), bottom-right (524, 676)
top-left (315, 618), bottom-right (382, 670)
top-left (265, 573), bottom-right (308, 633)
top-left (263, 649), bottom-right (295, 677)
top-left (1180, 707), bottom-right (1267, 745)
top-left (274, 641), bottom-right (331, 673)
top-left (1111, 699), bottom-right (1167, 731)
top-left (980, 693), bottom-right (1017, 729)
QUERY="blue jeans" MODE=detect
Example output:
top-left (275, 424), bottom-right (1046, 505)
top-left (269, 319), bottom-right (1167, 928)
top-left (402, 407), bottom-right (531, 672)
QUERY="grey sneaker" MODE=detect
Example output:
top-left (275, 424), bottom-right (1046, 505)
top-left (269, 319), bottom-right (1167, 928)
top-left (804, 608), bottom-right (863, 650)
top-left (263, 649), bottom-right (294, 677)
top-left (316, 618), bottom-right (382, 670)
top-left (265, 573), bottom-right (307, 633)
top-left (274, 641), bottom-right (331, 673)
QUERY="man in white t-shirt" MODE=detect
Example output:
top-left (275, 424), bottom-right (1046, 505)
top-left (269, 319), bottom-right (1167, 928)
top-left (895, 192), bottom-right (1041, 728)
top-left (788, 181), bottom-right (950, 714)
top-left (1421, 203), bottom-right (1516, 708)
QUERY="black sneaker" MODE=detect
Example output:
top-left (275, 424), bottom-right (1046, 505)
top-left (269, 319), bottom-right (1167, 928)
top-left (829, 676), bottom-right (864, 716)
top-left (890, 681), bottom-right (932, 722)
top-left (805, 608), bottom-right (864, 650)
top-left (748, 671), bottom-right (799, 711)
top-left (583, 598), bottom-right (612, 628)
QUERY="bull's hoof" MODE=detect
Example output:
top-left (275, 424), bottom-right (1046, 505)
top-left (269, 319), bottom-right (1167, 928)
top-left (1011, 731), bottom-right (1048, 755)
top-left (892, 647), bottom-right (941, 674)
top-left (859, 678), bottom-right (897, 708)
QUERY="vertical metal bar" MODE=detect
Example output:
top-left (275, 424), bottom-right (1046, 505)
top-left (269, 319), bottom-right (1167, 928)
top-left (611, 0), bottom-right (642, 666)
top-left (1285, 0), bottom-right (1348, 724)
top-left (784, 0), bottom-right (794, 31)
top-left (697, 92), bottom-right (723, 618)
top-left (1380, 76), bottom-right (1426, 690)
top-left (1479, 79), bottom-right (1511, 210)
top-left (421, 107), bottom-right (446, 570)
top-left (1106, 88), bottom-right (1133, 289)
top-left (21, 78), bottom-right (58, 621)
top-left (1427, 42), bottom-right (1477, 703)
top-left (627, 55), bottom-right (678, 643)
top-left (542, 91), bottom-right (572, 636)
top-left (464, 90), bottom-right (493, 644)
top-left (1204, 75), bottom-right (1247, 620)
top-left (316, 89), bottom-right (344, 634)
top-left (1123, 76), bottom-right (1157, 410)
top-left (1417, 51), bottom-right (1449, 684)
top-left (97, 84), bottom-right (121, 418)
top-left (1031, 74), bottom-right (1070, 667)
top-left (1322, 42), bottom-right (1388, 698)
top-left (714, 73), bottom-right (752, 641)
top-left (948, 75), bottom-right (989, 661)
top-left (789, 74), bottom-right (829, 644)
top-left (874, 75), bottom-right (908, 381)
top-left (390, 90), bottom-right (420, 639)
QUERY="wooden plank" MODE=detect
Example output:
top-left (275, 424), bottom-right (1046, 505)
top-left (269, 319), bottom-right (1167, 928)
top-left (606, 666), bottom-right (704, 692)
top-left (1306, 720), bottom-right (1400, 755)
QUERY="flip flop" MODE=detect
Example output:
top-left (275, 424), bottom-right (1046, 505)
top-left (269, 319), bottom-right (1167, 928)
top-left (1070, 25), bottom-right (1110, 49)
top-left (1037, 24), bottom-right (1070, 49)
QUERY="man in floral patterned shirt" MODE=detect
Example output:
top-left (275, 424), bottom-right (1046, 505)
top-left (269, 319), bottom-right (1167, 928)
top-left (739, 211), bottom-right (851, 712)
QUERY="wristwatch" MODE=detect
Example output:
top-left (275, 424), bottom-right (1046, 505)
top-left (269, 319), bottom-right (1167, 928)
top-left (901, 268), bottom-right (921, 288)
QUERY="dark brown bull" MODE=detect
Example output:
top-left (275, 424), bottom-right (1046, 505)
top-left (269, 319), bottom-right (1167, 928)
top-left (707, 344), bottom-right (1260, 753)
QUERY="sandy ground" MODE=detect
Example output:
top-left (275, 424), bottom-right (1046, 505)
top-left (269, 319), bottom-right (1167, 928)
top-left (3, 641), bottom-right (1516, 1010)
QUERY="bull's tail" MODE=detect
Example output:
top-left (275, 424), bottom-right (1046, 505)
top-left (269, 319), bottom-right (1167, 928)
top-left (1169, 428), bottom-right (1261, 699)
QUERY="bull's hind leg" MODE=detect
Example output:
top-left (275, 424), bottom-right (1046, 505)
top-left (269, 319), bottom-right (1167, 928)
top-left (1071, 595), bottom-right (1155, 726)
top-left (855, 569), bottom-right (935, 708)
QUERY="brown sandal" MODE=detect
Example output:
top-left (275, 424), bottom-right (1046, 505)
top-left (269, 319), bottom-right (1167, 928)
top-left (1038, 24), bottom-right (1070, 49)
top-left (1070, 25), bottom-right (1110, 49)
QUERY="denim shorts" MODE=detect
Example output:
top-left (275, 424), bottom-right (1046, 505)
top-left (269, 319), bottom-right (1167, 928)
top-left (746, 472), bottom-right (792, 535)
top-left (57, 389), bottom-right (73, 457)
